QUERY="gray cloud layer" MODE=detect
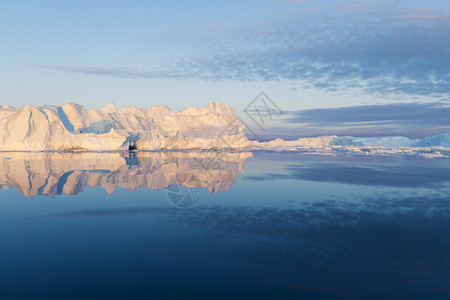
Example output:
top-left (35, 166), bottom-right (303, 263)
top-left (281, 102), bottom-right (450, 138)
top-left (36, 3), bottom-right (450, 97)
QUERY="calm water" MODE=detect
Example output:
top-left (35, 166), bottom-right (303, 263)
top-left (1, 151), bottom-right (450, 299)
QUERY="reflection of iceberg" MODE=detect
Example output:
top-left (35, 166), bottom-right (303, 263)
top-left (0, 152), bottom-right (252, 197)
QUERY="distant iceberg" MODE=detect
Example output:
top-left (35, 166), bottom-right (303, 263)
top-left (413, 133), bottom-right (450, 148)
top-left (251, 134), bottom-right (450, 159)
top-left (350, 136), bottom-right (418, 147)
top-left (252, 134), bottom-right (450, 150)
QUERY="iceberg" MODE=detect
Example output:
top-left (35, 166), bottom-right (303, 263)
top-left (252, 135), bottom-right (450, 150)
top-left (250, 134), bottom-right (450, 159)
top-left (413, 133), bottom-right (450, 148)
top-left (350, 136), bottom-right (418, 147)
top-left (0, 102), bottom-right (251, 151)
top-left (1, 101), bottom-right (449, 157)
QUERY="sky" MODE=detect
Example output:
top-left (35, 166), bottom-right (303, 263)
top-left (0, 0), bottom-right (449, 138)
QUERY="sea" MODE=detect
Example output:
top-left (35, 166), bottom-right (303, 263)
top-left (0, 151), bottom-right (449, 299)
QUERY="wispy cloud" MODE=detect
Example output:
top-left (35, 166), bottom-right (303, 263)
top-left (275, 0), bottom-right (309, 4)
top-left (281, 102), bottom-right (450, 138)
top-left (35, 2), bottom-right (450, 97)
top-left (32, 64), bottom-right (188, 79)
top-left (244, 156), bottom-right (450, 188)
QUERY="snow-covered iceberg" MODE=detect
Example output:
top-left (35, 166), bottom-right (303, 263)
top-left (251, 134), bottom-right (450, 159)
top-left (2, 102), bottom-right (450, 157)
top-left (413, 133), bottom-right (450, 148)
top-left (252, 134), bottom-right (450, 150)
top-left (0, 102), bottom-right (251, 151)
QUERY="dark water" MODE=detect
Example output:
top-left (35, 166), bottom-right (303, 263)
top-left (1, 151), bottom-right (450, 299)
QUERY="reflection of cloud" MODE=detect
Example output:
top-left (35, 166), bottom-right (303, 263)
top-left (41, 207), bottom-right (159, 218)
top-left (39, 195), bottom-right (450, 297)
top-left (0, 152), bottom-right (252, 197)
top-left (35, 4), bottom-right (450, 97)
top-left (25, 151), bottom-right (450, 297)
top-left (283, 102), bottom-right (450, 138)
top-left (244, 155), bottom-right (450, 188)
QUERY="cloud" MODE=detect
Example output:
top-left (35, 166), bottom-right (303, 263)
top-left (244, 159), bottom-right (450, 188)
top-left (280, 102), bottom-right (450, 138)
top-left (36, 194), bottom-right (450, 296)
top-left (32, 64), bottom-right (188, 80)
top-left (276, 0), bottom-right (309, 3)
top-left (35, 2), bottom-right (450, 97)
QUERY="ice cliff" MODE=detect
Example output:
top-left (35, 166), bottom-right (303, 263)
top-left (0, 102), bottom-right (250, 151)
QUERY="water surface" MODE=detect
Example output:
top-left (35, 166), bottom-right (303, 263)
top-left (1, 151), bottom-right (449, 299)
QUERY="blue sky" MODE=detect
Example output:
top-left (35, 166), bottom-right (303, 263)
top-left (0, 0), bottom-right (449, 138)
